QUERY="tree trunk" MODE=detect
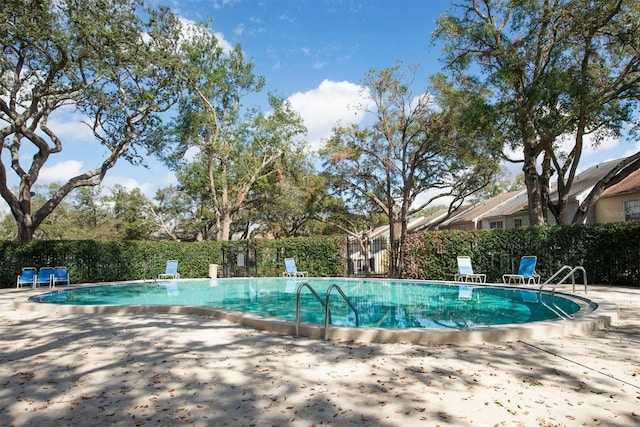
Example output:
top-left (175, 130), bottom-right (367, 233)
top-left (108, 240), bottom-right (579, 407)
top-left (522, 145), bottom-right (546, 226)
top-left (17, 217), bottom-right (35, 242)
top-left (220, 212), bottom-right (232, 241)
top-left (387, 211), bottom-right (399, 278)
top-left (397, 218), bottom-right (407, 279)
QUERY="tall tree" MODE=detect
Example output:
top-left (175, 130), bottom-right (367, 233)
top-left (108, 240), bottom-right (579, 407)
top-left (108, 185), bottom-right (153, 240)
top-left (0, 0), bottom-right (184, 241)
top-left (69, 187), bottom-right (113, 238)
top-left (148, 185), bottom-right (199, 241)
top-left (436, 0), bottom-right (640, 225)
top-left (3, 183), bottom-right (154, 240)
top-left (247, 153), bottom-right (328, 238)
top-left (166, 25), bottom-right (306, 240)
top-left (320, 64), bottom-right (499, 278)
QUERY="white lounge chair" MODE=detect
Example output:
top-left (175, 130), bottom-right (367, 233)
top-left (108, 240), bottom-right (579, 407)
top-left (282, 258), bottom-right (307, 277)
top-left (455, 256), bottom-right (486, 283)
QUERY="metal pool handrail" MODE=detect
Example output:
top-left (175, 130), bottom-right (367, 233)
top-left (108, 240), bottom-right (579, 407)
top-left (295, 282), bottom-right (325, 336)
top-left (537, 265), bottom-right (588, 320)
top-left (295, 282), bottom-right (360, 340)
top-left (539, 265), bottom-right (588, 294)
top-left (324, 284), bottom-right (359, 340)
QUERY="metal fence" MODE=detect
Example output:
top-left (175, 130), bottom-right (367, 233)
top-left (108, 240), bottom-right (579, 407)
top-left (346, 236), bottom-right (389, 276)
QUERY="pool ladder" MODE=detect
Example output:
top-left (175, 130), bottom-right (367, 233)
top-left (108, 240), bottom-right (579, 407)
top-left (539, 265), bottom-right (587, 295)
top-left (295, 283), bottom-right (359, 340)
top-left (537, 265), bottom-right (588, 319)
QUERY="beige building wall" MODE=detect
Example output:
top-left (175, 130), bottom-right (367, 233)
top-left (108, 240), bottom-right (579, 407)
top-left (595, 196), bottom-right (627, 223)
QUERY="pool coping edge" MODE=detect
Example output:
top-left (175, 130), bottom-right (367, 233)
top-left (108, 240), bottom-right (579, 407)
top-left (10, 284), bottom-right (619, 345)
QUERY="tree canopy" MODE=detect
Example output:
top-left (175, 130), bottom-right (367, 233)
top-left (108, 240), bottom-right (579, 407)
top-left (0, 0), bottom-right (184, 241)
top-left (160, 24), bottom-right (307, 241)
top-left (436, 0), bottom-right (640, 225)
top-left (320, 64), bottom-right (500, 277)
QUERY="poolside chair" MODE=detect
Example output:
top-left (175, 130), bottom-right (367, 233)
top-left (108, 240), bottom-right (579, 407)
top-left (52, 266), bottom-right (70, 287)
top-left (158, 260), bottom-right (180, 279)
top-left (455, 256), bottom-right (486, 283)
top-left (34, 267), bottom-right (55, 288)
top-left (16, 267), bottom-right (37, 288)
top-left (502, 256), bottom-right (540, 285)
top-left (282, 258), bottom-right (307, 277)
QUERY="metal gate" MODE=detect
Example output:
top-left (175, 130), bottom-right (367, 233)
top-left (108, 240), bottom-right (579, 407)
top-left (346, 236), bottom-right (389, 276)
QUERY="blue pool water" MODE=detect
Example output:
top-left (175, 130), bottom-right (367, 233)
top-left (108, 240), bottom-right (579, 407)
top-left (30, 277), bottom-right (584, 329)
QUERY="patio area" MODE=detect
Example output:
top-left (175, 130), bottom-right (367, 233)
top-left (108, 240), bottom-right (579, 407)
top-left (0, 284), bottom-right (638, 426)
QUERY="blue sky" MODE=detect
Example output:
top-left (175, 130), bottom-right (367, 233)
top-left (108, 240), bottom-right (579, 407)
top-left (2, 0), bottom-right (637, 212)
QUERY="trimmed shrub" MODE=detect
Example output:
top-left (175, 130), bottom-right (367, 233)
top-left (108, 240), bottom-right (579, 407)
top-left (402, 223), bottom-right (640, 286)
top-left (0, 236), bottom-right (345, 288)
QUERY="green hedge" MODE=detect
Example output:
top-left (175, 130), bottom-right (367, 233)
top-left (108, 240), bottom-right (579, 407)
top-left (403, 223), bottom-right (640, 286)
top-left (0, 236), bottom-right (345, 288)
top-left (2, 223), bottom-right (639, 288)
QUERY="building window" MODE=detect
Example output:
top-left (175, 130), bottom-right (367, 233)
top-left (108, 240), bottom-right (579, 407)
top-left (624, 199), bottom-right (640, 222)
top-left (489, 221), bottom-right (503, 229)
top-left (514, 218), bottom-right (522, 228)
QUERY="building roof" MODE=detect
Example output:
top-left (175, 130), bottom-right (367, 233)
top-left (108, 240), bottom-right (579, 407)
top-left (482, 189), bottom-right (530, 218)
top-left (367, 207), bottom-right (455, 239)
top-left (361, 157), bottom-right (640, 237)
top-left (550, 158), bottom-right (622, 201)
top-left (601, 166), bottom-right (640, 197)
top-left (439, 190), bottom-right (523, 226)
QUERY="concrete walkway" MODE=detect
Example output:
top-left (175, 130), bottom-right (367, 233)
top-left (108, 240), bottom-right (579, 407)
top-left (0, 285), bottom-right (638, 426)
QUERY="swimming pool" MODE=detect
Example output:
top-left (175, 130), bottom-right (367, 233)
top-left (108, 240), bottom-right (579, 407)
top-left (29, 277), bottom-right (591, 332)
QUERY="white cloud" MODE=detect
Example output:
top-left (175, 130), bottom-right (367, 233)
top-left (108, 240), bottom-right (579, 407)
top-left (102, 176), bottom-right (155, 197)
top-left (213, 31), bottom-right (233, 52)
top-left (213, 0), bottom-right (241, 9)
top-left (160, 172), bottom-right (178, 187)
top-left (48, 116), bottom-right (95, 143)
top-left (288, 79), bottom-right (373, 152)
top-left (183, 146), bottom-right (200, 162)
top-left (557, 132), bottom-right (619, 158)
top-left (39, 160), bottom-right (84, 183)
top-left (178, 17), bottom-right (233, 52)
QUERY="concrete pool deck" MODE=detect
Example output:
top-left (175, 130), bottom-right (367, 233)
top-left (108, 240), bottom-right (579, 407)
top-left (0, 284), bottom-right (638, 426)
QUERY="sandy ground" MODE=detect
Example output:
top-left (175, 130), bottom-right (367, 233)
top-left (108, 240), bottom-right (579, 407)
top-left (0, 285), bottom-right (638, 427)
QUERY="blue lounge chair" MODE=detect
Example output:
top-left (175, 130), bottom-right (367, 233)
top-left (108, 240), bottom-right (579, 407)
top-left (16, 267), bottom-right (37, 288)
top-left (282, 258), bottom-right (307, 277)
top-left (455, 256), bottom-right (486, 283)
top-left (34, 267), bottom-right (55, 288)
top-left (502, 256), bottom-right (540, 285)
top-left (158, 260), bottom-right (180, 279)
top-left (52, 266), bottom-right (70, 287)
